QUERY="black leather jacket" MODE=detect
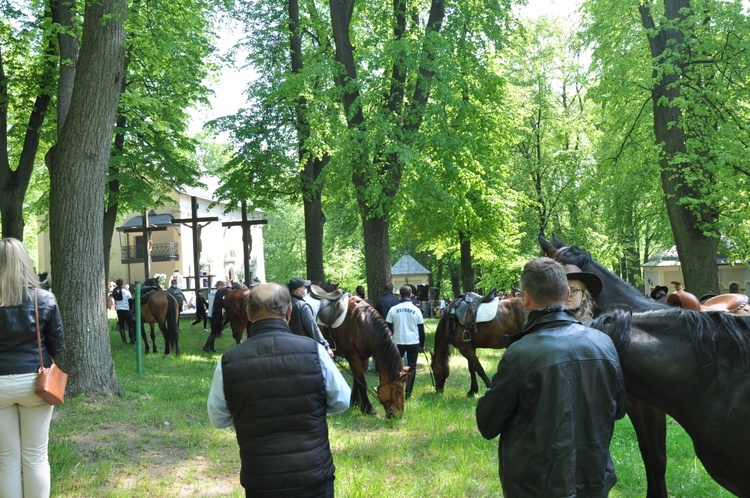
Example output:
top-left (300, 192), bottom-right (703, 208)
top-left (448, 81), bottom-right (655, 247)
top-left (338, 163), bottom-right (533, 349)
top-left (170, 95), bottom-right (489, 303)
top-left (476, 310), bottom-right (627, 498)
top-left (0, 287), bottom-right (65, 375)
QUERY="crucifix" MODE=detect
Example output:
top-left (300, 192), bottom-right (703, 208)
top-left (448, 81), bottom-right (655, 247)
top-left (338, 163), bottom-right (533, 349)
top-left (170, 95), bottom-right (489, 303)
top-left (222, 201), bottom-right (268, 287)
top-left (172, 196), bottom-right (219, 291)
top-left (122, 211), bottom-right (167, 283)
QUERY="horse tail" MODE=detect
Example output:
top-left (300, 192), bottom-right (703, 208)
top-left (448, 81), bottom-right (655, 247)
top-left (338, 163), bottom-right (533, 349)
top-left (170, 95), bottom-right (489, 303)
top-left (165, 294), bottom-right (179, 355)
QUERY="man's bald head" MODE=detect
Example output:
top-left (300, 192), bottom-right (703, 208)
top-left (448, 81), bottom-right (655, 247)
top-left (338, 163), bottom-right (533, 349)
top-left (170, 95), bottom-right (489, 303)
top-left (246, 283), bottom-right (293, 322)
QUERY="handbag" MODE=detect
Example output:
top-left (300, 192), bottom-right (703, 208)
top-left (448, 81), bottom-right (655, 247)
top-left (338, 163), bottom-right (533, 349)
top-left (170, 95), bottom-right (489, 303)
top-left (34, 288), bottom-right (68, 405)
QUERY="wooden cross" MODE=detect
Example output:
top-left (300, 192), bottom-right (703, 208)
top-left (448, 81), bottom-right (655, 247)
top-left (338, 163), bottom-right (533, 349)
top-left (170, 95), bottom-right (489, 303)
top-left (171, 196), bottom-right (219, 291)
top-left (222, 201), bottom-right (268, 287)
top-left (122, 211), bottom-right (167, 283)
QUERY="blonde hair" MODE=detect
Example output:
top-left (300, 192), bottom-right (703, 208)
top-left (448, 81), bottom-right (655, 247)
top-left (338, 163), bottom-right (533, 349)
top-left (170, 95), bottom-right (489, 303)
top-left (0, 238), bottom-right (39, 306)
top-left (573, 287), bottom-right (595, 322)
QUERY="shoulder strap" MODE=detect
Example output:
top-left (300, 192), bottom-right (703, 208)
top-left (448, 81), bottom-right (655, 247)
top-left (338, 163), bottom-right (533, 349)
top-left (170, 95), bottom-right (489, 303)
top-left (35, 288), bottom-right (44, 368)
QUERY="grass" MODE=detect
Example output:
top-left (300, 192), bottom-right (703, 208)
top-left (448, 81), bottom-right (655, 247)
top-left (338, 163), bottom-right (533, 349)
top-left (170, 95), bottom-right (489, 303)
top-left (47, 316), bottom-right (733, 497)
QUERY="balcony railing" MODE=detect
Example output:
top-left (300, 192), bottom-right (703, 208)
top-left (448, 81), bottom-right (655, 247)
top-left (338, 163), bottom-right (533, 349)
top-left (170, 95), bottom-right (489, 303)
top-left (121, 243), bottom-right (179, 263)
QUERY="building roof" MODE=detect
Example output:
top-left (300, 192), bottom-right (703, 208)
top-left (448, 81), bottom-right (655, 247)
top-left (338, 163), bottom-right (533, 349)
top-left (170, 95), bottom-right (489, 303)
top-left (116, 212), bottom-right (175, 232)
top-left (391, 253), bottom-right (430, 276)
top-left (642, 246), bottom-right (731, 268)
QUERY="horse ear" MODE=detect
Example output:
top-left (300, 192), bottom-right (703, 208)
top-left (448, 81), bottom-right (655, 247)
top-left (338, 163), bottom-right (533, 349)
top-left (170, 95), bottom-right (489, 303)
top-left (400, 367), bottom-right (410, 380)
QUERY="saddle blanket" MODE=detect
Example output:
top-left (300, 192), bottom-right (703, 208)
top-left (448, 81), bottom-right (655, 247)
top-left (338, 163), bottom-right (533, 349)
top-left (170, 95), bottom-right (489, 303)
top-left (304, 294), bottom-right (348, 329)
top-left (458, 298), bottom-right (499, 326)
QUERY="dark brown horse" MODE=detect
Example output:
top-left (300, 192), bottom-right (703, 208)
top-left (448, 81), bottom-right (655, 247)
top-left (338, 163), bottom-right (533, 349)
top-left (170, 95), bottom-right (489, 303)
top-left (591, 308), bottom-right (750, 497)
top-left (430, 297), bottom-right (526, 397)
top-left (139, 290), bottom-right (180, 356)
top-left (203, 287), bottom-right (253, 353)
top-left (539, 234), bottom-right (670, 498)
top-left (317, 295), bottom-right (409, 418)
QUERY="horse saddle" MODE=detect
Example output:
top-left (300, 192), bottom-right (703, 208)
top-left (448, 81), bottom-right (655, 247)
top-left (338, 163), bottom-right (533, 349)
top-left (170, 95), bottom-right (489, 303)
top-left (306, 286), bottom-right (349, 329)
top-left (665, 285), bottom-right (750, 316)
top-left (450, 288), bottom-right (499, 341)
top-left (139, 286), bottom-right (160, 305)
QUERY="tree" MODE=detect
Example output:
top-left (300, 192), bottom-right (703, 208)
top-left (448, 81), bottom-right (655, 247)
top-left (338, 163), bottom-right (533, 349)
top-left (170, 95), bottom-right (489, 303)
top-left (47, 0), bottom-right (126, 396)
top-left (0, 1), bottom-right (58, 240)
top-left (583, 0), bottom-right (750, 295)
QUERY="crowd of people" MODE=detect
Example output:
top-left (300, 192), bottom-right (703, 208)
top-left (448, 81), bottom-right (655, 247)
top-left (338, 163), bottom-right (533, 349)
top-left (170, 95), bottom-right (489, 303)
top-left (2, 238), bottom-right (631, 497)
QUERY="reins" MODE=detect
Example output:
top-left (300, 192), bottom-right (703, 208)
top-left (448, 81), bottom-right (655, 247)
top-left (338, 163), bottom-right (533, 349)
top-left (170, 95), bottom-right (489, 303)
top-left (333, 356), bottom-right (380, 402)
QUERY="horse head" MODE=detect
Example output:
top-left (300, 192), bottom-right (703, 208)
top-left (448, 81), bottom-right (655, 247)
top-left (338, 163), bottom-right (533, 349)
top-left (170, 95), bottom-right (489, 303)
top-left (430, 314), bottom-right (452, 393)
top-left (376, 367), bottom-right (409, 419)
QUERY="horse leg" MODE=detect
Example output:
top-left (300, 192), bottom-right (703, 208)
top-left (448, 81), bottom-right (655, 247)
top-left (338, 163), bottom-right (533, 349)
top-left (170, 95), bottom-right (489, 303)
top-left (150, 324), bottom-right (158, 354)
top-left (350, 359), bottom-right (376, 415)
top-left (627, 399), bottom-right (668, 498)
top-left (459, 347), bottom-right (490, 397)
top-left (159, 322), bottom-right (170, 356)
top-left (141, 324), bottom-right (150, 353)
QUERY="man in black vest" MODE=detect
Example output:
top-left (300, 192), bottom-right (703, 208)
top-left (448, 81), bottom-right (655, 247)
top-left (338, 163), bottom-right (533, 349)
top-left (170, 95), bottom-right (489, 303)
top-left (287, 277), bottom-right (335, 359)
top-left (207, 283), bottom-right (351, 497)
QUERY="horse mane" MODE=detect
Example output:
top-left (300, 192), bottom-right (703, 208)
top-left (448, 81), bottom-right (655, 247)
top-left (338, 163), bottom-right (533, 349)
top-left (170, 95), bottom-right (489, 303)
top-left (592, 308), bottom-right (750, 368)
top-left (351, 296), bottom-right (402, 379)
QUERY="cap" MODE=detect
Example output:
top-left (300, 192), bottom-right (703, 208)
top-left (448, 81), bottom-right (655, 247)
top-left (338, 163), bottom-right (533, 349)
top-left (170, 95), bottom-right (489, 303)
top-left (650, 285), bottom-right (669, 299)
top-left (287, 277), bottom-right (311, 291)
top-left (563, 264), bottom-right (603, 299)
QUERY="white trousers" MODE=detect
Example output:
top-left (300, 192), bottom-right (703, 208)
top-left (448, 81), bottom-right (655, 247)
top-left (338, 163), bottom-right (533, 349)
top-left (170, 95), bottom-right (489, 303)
top-left (0, 372), bottom-right (54, 498)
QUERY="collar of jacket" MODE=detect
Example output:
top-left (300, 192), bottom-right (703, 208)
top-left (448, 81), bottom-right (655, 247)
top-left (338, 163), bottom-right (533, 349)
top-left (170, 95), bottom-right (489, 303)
top-left (248, 317), bottom-right (291, 337)
top-left (504, 308), bottom-right (577, 348)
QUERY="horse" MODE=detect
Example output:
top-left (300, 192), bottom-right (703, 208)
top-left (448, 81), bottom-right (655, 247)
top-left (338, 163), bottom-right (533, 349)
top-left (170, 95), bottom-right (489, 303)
top-left (315, 294), bottom-right (409, 418)
top-left (430, 297), bottom-right (526, 397)
top-left (538, 234), bottom-right (673, 498)
top-left (138, 290), bottom-right (180, 356)
top-left (203, 286), bottom-right (253, 353)
top-left (590, 308), bottom-right (750, 497)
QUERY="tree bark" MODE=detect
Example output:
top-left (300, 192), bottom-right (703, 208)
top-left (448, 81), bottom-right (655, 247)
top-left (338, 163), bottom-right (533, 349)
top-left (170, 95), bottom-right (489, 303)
top-left (47, 0), bottom-right (126, 396)
top-left (290, 0), bottom-right (327, 282)
top-left (640, 0), bottom-right (720, 296)
top-left (459, 231), bottom-right (474, 293)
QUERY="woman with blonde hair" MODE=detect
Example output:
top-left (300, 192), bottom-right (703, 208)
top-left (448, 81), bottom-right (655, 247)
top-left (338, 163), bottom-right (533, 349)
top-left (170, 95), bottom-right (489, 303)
top-left (563, 264), bottom-right (603, 323)
top-left (0, 238), bottom-right (65, 498)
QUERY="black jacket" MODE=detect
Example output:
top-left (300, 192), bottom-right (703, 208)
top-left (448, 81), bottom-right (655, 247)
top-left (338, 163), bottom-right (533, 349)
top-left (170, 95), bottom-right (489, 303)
top-left (222, 318), bottom-right (333, 495)
top-left (476, 310), bottom-right (627, 498)
top-left (376, 291), bottom-right (399, 318)
top-left (290, 295), bottom-right (330, 350)
top-left (0, 287), bottom-right (65, 375)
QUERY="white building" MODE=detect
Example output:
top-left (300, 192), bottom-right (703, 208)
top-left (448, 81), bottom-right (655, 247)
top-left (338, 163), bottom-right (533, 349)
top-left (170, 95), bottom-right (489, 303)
top-left (38, 187), bottom-right (265, 289)
top-left (642, 246), bottom-right (749, 297)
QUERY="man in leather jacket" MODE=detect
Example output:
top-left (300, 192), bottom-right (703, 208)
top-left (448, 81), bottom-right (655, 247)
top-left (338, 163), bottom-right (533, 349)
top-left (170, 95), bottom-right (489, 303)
top-left (476, 257), bottom-right (627, 498)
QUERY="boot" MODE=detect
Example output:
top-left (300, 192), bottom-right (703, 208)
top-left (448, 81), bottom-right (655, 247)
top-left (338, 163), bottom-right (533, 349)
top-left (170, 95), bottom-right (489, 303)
top-left (405, 368), bottom-right (417, 399)
top-left (120, 329), bottom-right (127, 343)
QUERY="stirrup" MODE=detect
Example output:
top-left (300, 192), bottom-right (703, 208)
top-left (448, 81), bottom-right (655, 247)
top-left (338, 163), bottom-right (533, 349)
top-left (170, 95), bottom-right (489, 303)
top-left (462, 329), bottom-right (472, 342)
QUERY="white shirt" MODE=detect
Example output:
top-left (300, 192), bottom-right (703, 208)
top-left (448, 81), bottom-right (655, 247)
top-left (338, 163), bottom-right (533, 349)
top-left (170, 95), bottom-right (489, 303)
top-left (207, 342), bottom-right (351, 428)
top-left (206, 289), bottom-right (217, 317)
top-left (114, 287), bottom-right (132, 311)
top-left (386, 299), bottom-right (424, 345)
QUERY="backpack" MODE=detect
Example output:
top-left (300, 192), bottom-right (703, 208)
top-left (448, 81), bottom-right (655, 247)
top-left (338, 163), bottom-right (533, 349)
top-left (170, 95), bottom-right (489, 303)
top-left (112, 287), bottom-right (123, 301)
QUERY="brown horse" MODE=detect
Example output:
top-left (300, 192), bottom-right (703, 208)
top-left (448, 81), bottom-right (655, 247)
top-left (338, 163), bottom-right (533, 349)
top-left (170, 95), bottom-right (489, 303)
top-left (430, 297), bottom-right (526, 397)
top-left (139, 290), bottom-right (180, 356)
top-left (317, 295), bottom-right (409, 418)
top-left (539, 234), bottom-right (669, 498)
top-left (203, 287), bottom-right (253, 353)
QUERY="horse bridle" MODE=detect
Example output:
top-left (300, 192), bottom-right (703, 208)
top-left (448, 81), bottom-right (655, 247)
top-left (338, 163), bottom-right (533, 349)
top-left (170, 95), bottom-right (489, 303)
top-left (551, 245), bottom-right (592, 271)
top-left (332, 357), bottom-right (400, 416)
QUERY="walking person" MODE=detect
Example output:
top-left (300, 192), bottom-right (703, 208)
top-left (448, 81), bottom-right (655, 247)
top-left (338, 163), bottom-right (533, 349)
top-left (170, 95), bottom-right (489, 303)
top-left (191, 290), bottom-right (208, 331)
top-left (385, 285), bottom-right (425, 399)
top-left (207, 283), bottom-right (350, 497)
top-left (113, 278), bottom-right (136, 344)
top-left (476, 257), bottom-right (626, 497)
top-left (0, 238), bottom-right (65, 498)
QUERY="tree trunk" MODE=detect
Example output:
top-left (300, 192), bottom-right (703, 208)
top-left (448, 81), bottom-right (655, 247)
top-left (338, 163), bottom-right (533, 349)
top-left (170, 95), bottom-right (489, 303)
top-left (361, 212), bottom-right (392, 307)
top-left (640, 0), bottom-right (719, 297)
top-left (459, 231), bottom-right (474, 293)
top-left (47, 0), bottom-right (126, 396)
